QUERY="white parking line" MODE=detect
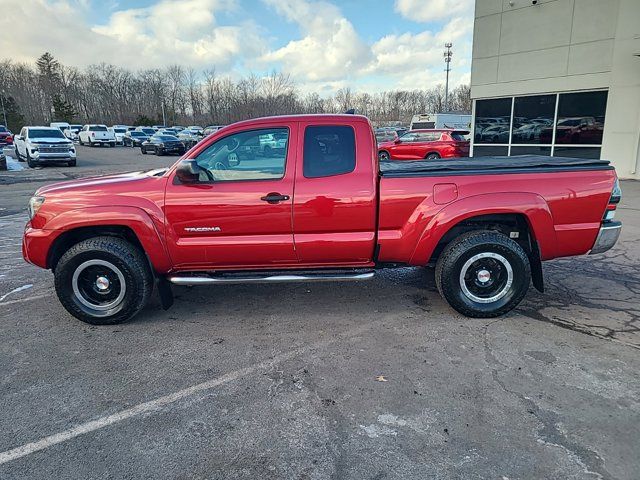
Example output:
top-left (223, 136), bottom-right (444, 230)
top-left (0, 320), bottom-right (377, 465)
top-left (0, 293), bottom-right (52, 307)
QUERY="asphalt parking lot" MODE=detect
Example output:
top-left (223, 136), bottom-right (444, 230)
top-left (0, 146), bottom-right (639, 479)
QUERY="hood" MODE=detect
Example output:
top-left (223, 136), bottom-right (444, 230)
top-left (31, 137), bottom-right (73, 144)
top-left (36, 168), bottom-right (167, 196)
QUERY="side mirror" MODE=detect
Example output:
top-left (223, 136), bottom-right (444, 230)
top-left (175, 159), bottom-right (203, 184)
top-left (394, 138), bottom-right (401, 144)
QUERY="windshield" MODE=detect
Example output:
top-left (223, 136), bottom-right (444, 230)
top-left (156, 135), bottom-right (178, 141)
top-left (29, 129), bottom-right (66, 139)
top-left (559, 119), bottom-right (581, 126)
top-left (0, 126), bottom-right (8, 133)
top-left (131, 132), bottom-right (145, 137)
top-left (114, 128), bottom-right (127, 133)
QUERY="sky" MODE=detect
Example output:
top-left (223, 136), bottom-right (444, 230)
top-left (0, 0), bottom-right (474, 95)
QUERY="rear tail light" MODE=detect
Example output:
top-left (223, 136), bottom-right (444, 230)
top-left (603, 178), bottom-right (622, 222)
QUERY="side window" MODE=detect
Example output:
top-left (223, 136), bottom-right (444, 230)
top-left (195, 128), bottom-right (288, 182)
top-left (303, 125), bottom-right (356, 178)
top-left (20, 128), bottom-right (26, 137)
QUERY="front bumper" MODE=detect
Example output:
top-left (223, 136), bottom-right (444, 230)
top-left (22, 226), bottom-right (60, 268)
top-left (590, 221), bottom-right (622, 255)
top-left (31, 152), bottom-right (76, 163)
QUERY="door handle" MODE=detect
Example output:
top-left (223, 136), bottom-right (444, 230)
top-left (260, 193), bottom-right (290, 204)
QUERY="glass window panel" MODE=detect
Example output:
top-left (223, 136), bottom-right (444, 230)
top-left (474, 98), bottom-right (511, 144)
top-left (555, 91), bottom-right (607, 144)
top-left (552, 147), bottom-right (601, 159)
top-left (472, 145), bottom-right (509, 157)
top-left (511, 95), bottom-right (556, 144)
top-left (303, 125), bottom-right (356, 178)
top-left (510, 146), bottom-right (552, 156)
top-left (195, 128), bottom-right (288, 182)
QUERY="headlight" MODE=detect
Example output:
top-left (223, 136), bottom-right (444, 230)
top-left (28, 196), bottom-right (45, 219)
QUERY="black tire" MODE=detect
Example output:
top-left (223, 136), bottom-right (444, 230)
top-left (26, 151), bottom-right (36, 168)
top-left (67, 159), bottom-right (76, 167)
top-left (263, 145), bottom-right (272, 157)
top-left (435, 230), bottom-right (531, 318)
top-left (426, 152), bottom-right (441, 160)
top-left (141, 146), bottom-right (147, 154)
top-left (378, 150), bottom-right (390, 161)
top-left (110, 142), bottom-right (116, 148)
top-left (15, 148), bottom-right (24, 162)
top-left (156, 147), bottom-right (163, 156)
top-left (54, 236), bottom-right (153, 325)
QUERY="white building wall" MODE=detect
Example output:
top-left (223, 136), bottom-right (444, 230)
top-left (471, 0), bottom-right (640, 179)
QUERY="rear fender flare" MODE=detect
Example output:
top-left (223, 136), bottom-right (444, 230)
top-left (43, 206), bottom-right (172, 272)
top-left (409, 192), bottom-right (556, 265)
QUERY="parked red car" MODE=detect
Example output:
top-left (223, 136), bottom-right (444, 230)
top-left (378, 129), bottom-right (469, 160)
top-left (0, 125), bottom-right (13, 147)
top-left (23, 114), bottom-right (621, 325)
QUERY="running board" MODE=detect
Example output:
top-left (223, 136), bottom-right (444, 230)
top-left (168, 270), bottom-right (375, 286)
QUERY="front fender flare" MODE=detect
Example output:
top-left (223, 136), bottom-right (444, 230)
top-left (43, 206), bottom-right (171, 272)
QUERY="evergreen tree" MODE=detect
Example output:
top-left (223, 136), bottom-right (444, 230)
top-left (36, 52), bottom-right (61, 121)
top-left (52, 94), bottom-right (76, 122)
top-left (0, 94), bottom-right (25, 133)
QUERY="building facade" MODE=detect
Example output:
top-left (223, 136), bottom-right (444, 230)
top-left (470, 0), bottom-right (640, 179)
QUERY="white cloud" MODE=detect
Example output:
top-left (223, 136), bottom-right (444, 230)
top-left (259, 0), bottom-right (372, 82)
top-left (394, 0), bottom-right (474, 22)
top-left (364, 16), bottom-right (474, 89)
top-left (93, 0), bottom-right (263, 69)
top-left (0, 0), bottom-right (263, 70)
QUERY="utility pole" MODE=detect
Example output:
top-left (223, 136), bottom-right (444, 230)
top-left (161, 102), bottom-right (166, 127)
top-left (444, 43), bottom-right (453, 112)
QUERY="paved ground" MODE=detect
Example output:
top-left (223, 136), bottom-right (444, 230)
top-left (0, 147), bottom-right (639, 479)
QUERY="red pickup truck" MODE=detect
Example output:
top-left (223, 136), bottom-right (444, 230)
top-left (22, 114), bottom-right (622, 325)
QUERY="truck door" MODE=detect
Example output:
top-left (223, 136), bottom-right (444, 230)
top-left (164, 124), bottom-right (298, 268)
top-left (292, 120), bottom-right (377, 265)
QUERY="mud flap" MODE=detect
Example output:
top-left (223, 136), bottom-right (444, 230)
top-left (529, 242), bottom-right (544, 293)
top-left (157, 277), bottom-right (174, 310)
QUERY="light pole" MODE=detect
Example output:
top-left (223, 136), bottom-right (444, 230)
top-left (0, 90), bottom-right (7, 127)
top-left (444, 43), bottom-right (453, 112)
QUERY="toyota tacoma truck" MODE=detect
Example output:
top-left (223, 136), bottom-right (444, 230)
top-left (22, 114), bottom-right (622, 325)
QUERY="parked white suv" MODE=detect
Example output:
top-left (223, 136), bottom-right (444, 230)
top-left (14, 126), bottom-right (76, 167)
top-left (110, 126), bottom-right (128, 145)
top-left (79, 124), bottom-right (116, 147)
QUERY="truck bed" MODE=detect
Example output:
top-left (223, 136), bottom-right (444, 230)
top-left (379, 155), bottom-right (613, 177)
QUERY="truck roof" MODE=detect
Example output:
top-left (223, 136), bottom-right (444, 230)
top-left (229, 114), bottom-right (371, 129)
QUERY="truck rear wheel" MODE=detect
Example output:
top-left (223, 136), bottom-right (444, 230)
top-left (54, 236), bottom-right (153, 325)
top-left (435, 230), bottom-right (530, 318)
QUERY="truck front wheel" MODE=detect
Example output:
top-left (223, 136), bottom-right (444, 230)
top-left (54, 236), bottom-right (153, 325)
top-left (435, 230), bottom-right (530, 318)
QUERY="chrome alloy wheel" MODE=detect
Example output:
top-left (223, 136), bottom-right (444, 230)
top-left (459, 252), bottom-right (513, 304)
top-left (71, 259), bottom-right (127, 317)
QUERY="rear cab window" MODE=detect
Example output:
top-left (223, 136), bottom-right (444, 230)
top-left (89, 126), bottom-right (107, 132)
top-left (303, 125), bottom-right (356, 178)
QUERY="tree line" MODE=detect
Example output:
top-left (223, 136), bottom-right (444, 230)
top-left (0, 52), bottom-right (471, 132)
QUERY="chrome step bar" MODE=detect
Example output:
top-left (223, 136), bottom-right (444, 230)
top-left (168, 271), bottom-right (375, 286)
